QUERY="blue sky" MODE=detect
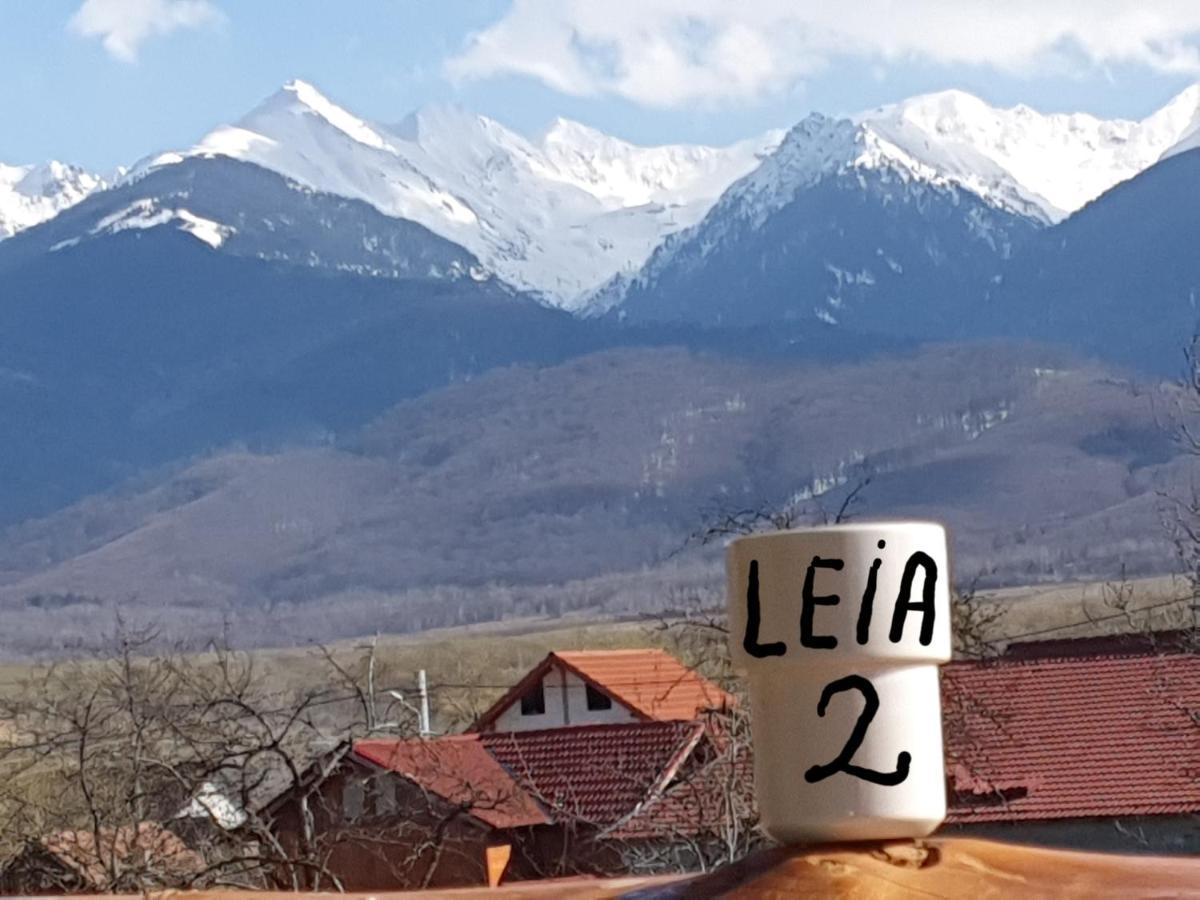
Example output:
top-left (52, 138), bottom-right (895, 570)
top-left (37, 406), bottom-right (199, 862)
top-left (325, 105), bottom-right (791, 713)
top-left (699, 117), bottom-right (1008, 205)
top-left (4, 1), bottom-right (1200, 171)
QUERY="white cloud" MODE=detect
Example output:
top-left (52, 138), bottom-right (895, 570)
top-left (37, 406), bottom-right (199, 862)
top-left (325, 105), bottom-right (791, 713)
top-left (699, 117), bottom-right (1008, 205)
top-left (446, 0), bottom-right (1200, 107)
top-left (68, 0), bottom-right (224, 63)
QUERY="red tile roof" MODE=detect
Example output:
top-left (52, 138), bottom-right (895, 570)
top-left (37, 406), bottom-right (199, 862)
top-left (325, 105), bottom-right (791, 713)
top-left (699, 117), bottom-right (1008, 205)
top-left (943, 650), bottom-right (1200, 823)
top-left (606, 743), bottom-right (755, 840)
top-left (472, 649), bottom-right (734, 731)
top-left (481, 720), bottom-right (706, 826)
top-left (354, 737), bottom-right (550, 829)
top-left (353, 720), bottom-right (707, 831)
top-left (33, 822), bottom-right (203, 890)
top-left (614, 649), bottom-right (1200, 838)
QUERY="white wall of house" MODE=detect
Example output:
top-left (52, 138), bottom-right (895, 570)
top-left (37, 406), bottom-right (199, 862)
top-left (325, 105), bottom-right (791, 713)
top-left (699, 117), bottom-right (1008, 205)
top-left (491, 665), bottom-right (640, 731)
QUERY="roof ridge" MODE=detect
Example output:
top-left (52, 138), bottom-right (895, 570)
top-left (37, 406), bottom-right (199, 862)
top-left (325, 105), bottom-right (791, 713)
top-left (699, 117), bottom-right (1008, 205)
top-left (355, 733), bottom-right (481, 749)
top-left (479, 718), bottom-right (698, 740)
top-left (553, 648), bottom-right (671, 656)
top-left (949, 649), bottom-right (1198, 670)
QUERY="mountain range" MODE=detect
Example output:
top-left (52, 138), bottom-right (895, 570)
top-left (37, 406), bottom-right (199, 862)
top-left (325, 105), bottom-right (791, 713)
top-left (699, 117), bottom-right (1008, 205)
top-left (3, 80), bottom-right (1200, 652)
top-left (615, 86), bottom-right (1200, 341)
top-left (14, 80), bottom-right (781, 309)
top-left (7, 81), bottom-right (1200, 307)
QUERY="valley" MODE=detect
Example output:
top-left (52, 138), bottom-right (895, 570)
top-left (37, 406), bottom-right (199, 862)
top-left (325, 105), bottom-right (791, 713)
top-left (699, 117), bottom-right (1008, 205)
top-left (3, 80), bottom-right (1200, 656)
top-left (0, 341), bottom-right (1191, 655)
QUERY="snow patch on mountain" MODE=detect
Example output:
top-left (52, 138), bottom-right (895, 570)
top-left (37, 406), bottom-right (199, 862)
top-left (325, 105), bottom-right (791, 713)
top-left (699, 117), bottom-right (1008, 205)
top-left (134, 80), bottom-right (781, 309)
top-left (19, 80), bottom-right (1200, 312)
top-left (698, 83), bottom-right (1200, 231)
top-left (91, 198), bottom-right (231, 248)
top-left (538, 117), bottom-right (779, 208)
top-left (632, 113), bottom-right (949, 269)
top-left (0, 161), bottom-right (105, 239)
top-left (858, 86), bottom-right (1200, 222)
top-left (1158, 85), bottom-right (1200, 160)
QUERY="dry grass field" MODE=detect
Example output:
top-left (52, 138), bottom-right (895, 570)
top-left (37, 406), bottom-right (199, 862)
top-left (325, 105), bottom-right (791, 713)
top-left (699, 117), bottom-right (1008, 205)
top-left (193, 571), bottom-right (1196, 732)
top-left (0, 570), bottom-right (1187, 735)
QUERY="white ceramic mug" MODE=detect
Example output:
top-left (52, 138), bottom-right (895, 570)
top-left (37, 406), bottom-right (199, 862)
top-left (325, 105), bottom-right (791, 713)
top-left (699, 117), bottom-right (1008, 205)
top-left (726, 521), bottom-right (952, 843)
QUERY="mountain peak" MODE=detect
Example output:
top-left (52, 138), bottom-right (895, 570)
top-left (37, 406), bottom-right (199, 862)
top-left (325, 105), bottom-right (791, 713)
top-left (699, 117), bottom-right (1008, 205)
top-left (541, 116), bottom-right (612, 147)
top-left (856, 87), bottom-right (1200, 220)
top-left (132, 82), bottom-right (773, 306)
top-left (281, 77), bottom-right (320, 96)
top-left (243, 79), bottom-right (391, 151)
top-left (1150, 83), bottom-right (1200, 161)
top-left (254, 78), bottom-right (335, 117)
top-left (894, 87), bottom-right (991, 115)
top-left (0, 159), bottom-right (105, 239)
top-left (392, 102), bottom-right (511, 146)
top-left (1151, 82), bottom-right (1200, 120)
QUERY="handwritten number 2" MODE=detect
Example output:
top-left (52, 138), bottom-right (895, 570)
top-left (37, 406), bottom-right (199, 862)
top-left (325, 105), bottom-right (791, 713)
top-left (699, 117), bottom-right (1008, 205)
top-left (803, 674), bottom-right (911, 786)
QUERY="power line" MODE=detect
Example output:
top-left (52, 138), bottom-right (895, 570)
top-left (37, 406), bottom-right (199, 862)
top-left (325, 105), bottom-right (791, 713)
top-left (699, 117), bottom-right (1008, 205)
top-left (424, 598), bottom-right (1195, 694)
top-left (989, 595), bottom-right (1192, 643)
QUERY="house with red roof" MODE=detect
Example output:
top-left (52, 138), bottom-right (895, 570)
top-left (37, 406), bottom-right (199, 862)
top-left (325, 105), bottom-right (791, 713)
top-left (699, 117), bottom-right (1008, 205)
top-left (262, 637), bottom-right (1198, 890)
top-left (249, 648), bottom-right (735, 890)
top-left (470, 649), bottom-right (733, 732)
top-left (261, 737), bottom-right (547, 891)
top-left (0, 822), bottom-right (204, 895)
top-left (262, 717), bottom-right (717, 889)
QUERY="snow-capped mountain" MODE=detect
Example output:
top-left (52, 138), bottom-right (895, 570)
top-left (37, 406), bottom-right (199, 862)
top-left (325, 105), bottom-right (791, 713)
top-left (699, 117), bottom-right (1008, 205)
top-left (129, 80), bottom-right (780, 309)
top-left (0, 156), bottom-right (484, 288)
top-left (9, 79), bottom-right (1200, 323)
top-left (613, 83), bottom-right (1200, 328)
top-left (0, 161), bottom-right (105, 239)
top-left (615, 111), bottom-right (1040, 329)
top-left (857, 85), bottom-right (1200, 222)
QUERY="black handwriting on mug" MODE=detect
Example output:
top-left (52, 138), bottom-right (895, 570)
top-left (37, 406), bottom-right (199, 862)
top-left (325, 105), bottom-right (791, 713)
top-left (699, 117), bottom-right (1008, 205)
top-left (803, 674), bottom-right (912, 786)
top-left (742, 546), bottom-right (937, 656)
top-left (741, 548), bottom-right (931, 788)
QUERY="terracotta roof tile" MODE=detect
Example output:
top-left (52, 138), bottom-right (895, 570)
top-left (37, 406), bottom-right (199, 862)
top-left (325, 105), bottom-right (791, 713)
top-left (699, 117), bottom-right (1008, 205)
top-left (553, 650), bottom-right (734, 722)
top-left (482, 720), bottom-right (705, 827)
top-left (36, 822), bottom-right (202, 890)
top-left (942, 651), bottom-right (1200, 823)
top-left (613, 650), bottom-right (1200, 837)
top-left (354, 721), bottom-right (707, 831)
top-left (607, 743), bottom-right (755, 840)
top-left (353, 737), bottom-right (550, 829)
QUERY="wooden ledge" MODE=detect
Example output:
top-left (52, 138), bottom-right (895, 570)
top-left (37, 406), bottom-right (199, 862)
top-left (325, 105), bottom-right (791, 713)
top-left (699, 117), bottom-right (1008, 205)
top-left (626, 837), bottom-right (1200, 898)
top-left (79, 838), bottom-right (1200, 898)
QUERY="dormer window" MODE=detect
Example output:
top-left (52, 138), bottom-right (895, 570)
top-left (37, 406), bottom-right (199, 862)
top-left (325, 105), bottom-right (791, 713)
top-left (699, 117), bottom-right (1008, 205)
top-left (585, 684), bottom-right (612, 711)
top-left (520, 681), bottom-right (545, 716)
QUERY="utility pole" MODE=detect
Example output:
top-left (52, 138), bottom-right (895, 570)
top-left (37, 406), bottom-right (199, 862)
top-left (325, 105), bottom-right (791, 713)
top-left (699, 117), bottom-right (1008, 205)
top-left (418, 669), bottom-right (432, 738)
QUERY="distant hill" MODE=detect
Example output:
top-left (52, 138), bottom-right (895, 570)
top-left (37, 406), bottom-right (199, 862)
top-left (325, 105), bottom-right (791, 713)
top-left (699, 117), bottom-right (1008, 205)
top-left (0, 218), bottom-right (607, 524)
top-left (994, 148), bottom-right (1200, 372)
top-left (0, 342), bottom-right (1185, 655)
